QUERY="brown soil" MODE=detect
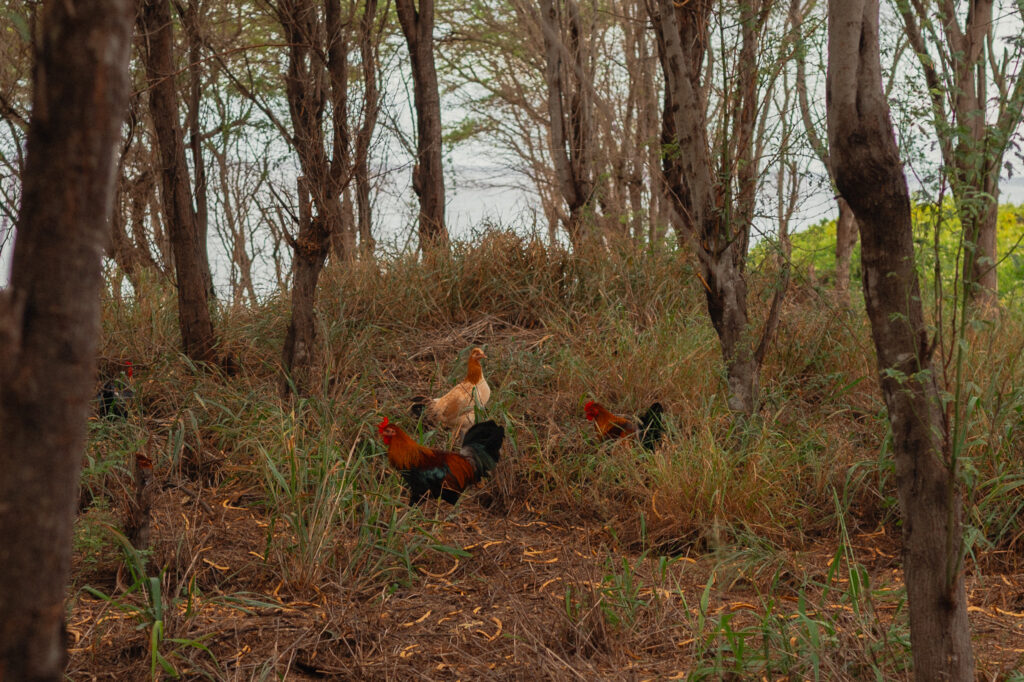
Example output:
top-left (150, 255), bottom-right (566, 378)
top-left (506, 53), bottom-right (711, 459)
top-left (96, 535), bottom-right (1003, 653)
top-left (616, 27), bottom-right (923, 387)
top-left (66, 480), bottom-right (1024, 681)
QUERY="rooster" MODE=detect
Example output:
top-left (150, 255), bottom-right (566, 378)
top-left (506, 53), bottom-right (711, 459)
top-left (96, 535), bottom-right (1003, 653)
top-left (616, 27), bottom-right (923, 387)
top-left (411, 347), bottom-right (490, 434)
top-left (378, 416), bottom-right (504, 504)
top-left (584, 400), bottom-right (665, 451)
top-left (97, 360), bottom-right (134, 419)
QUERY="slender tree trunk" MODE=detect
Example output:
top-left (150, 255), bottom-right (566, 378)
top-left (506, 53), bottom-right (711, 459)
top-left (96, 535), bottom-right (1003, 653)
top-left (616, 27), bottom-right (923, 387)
top-left (653, 0), bottom-right (775, 415)
top-left (336, 185), bottom-right (356, 260)
top-left (147, 176), bottom-right (174, 270)
top-left (635, 11), bottom-right (662, 243)
top-left (125, 165), bottom-right (163, 277)
top-left (111, 173), bottom-right (159, 293)
top-left (538, 0), bottom-right (594, 250)
top-left (827, 2), bottom-right (974, 678)
top-left (179, 0), bottom-right (215, 300)
top-left (0, 0), bottom-right (132, 677)
top-left (946, 0), bottom-right (999, 310)
top-left (790, 0), bottom-right (859, 304)
top-left (395, 0), bottom-right (448, 249)
top-left (659, 85), bottom-right (685, 244)
top-left (281, 177), bottom-right (331, 395)
top-left (327, 1), bottom-right (355, 263)
top-left (355, 0), bottom-right (381, 258)
top-left (895, 0), bottom-right (1024, 310)
top-left (138, 0), bottom-right (218, 362)
top-left (275, 0), bottom-right (353, 395)
top-left (957, 175), bottom-right (999, 307)
top-left (834, 196), bottom-right (857, 305)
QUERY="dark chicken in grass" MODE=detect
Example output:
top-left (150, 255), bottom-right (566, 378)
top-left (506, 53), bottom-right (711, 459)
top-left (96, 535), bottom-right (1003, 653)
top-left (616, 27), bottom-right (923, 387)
top-left (97, 360), bottom-right (135, 419)
top-left (378, 417), bottom-right (505, 504)
top-left (584, 400), bottom-right (665, 451)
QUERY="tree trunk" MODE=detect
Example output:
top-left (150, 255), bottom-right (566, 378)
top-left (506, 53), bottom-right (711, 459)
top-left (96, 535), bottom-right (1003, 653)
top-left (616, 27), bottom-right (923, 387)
top-left (326, 0), bottom-right (355, 263)
top-left (355, 0), bottom-right (381, 258)
top-left (945, 0), bottom-right (999, 310)
top-left (0, 0), bottom-right (132, 677)
top-left (653, 0), bottom-right (776, 415)
top-left (281, 177), bottom-right (331, 396)
top-left (138, 0), bottom-right (218, 362)
top-left (957, 176), bottom-right (999, 309)
top-left (834, 196), bottom-right (858, 305)
top-left (275, 0), bottom-right (353, 395)
top-left (538, 0), bottom-right (594, 250)
top-left (335, 184), bottom-right (356, 261)
top-left (706, 257), bottom-right (758, 414)
top-left (179, 0), bottom-right (215, 300)
top-left (110, 170), bottom-right (160, 293)
top-left (395, 0), bottom-right (449, 249)
top-left (827, 2), bottom-right (974, 679)
top-left (790, 0), bottom-right (860, 303)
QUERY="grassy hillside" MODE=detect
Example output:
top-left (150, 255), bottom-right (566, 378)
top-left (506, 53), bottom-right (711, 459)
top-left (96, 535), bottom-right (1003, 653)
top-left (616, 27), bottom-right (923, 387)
top-left (74, 231), bottom-right (1024, 679)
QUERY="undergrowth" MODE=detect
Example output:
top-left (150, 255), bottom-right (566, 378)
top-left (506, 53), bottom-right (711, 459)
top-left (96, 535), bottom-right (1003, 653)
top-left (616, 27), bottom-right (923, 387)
top-left (76, 229), bottom-right (1024, 678)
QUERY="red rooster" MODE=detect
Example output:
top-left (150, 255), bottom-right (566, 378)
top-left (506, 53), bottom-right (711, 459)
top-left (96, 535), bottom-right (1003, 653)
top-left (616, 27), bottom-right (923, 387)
top-left (377, 417), bottom-right (505, 504)
top-left (584, 400), bottom-right (665, 451)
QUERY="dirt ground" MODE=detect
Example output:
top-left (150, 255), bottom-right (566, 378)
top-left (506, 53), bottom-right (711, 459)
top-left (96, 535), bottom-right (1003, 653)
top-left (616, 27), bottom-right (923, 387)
top-left (65, 477), bottom-right (1024, 681)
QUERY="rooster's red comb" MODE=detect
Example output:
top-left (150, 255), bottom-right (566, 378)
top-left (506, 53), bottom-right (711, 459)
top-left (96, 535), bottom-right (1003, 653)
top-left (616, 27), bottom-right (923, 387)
top-left (377, 417), bottom-right (390, 435)
top-left (584, 400), bottom-right (595, 411)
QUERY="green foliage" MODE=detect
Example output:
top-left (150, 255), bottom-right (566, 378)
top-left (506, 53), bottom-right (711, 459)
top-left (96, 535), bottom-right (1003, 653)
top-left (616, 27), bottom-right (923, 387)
top-left (781, 202), bottom-right (1024, 304)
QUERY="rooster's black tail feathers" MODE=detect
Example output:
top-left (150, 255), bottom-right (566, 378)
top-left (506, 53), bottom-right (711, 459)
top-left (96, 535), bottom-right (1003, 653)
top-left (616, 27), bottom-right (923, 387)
top-left (639, 402), bottom-right (665, 451)
top-left (460, 419), bottom-right (505, 477)
top-left (462, 420), bottom-right (504, 463)
top-left (410, 396), bottom-right (430, 419)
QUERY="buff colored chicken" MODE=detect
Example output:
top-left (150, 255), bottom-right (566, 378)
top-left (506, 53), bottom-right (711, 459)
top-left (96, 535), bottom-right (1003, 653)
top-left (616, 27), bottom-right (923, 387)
top-left (411, 347), bottom-right (490, 434)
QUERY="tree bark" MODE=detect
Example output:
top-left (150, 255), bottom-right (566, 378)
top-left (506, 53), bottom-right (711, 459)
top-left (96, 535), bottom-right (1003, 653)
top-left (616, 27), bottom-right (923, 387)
top-left (138, 0), bottom-right (218, 362)
top-left (178, 0), bottom-right (215, 300)
top-left (827, 1), bottom-right (974, 679)
top-left (395, 0), bottom-right (449, 249)
top-left (326, 0), bottom-right (355, 263)
top-left (538, 0), bottom-right (595, 250)
top-left (789, 0), bottom-right (859, 304)
top-left (0, 0), bottom-right (132, 678)
top-left (834, 196), bottom-right (857, 305)
top-left (274, 0), bottom-right (353, 395)
top-left (355, 0), bottom-right (381, 259)
top-left (281, 177), bottom-right (330, 396)
top-left (111, 168), bottom-right (160, 292)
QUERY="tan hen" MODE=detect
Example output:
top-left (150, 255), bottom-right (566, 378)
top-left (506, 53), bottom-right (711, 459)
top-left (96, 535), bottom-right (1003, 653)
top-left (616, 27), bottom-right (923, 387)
top-left (411, 347), bottom-right (491, 434)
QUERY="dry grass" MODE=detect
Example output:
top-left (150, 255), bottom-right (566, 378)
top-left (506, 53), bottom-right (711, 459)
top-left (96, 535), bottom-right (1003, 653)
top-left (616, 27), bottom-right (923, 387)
top-left (76, 231), bottom-right (1024, 679)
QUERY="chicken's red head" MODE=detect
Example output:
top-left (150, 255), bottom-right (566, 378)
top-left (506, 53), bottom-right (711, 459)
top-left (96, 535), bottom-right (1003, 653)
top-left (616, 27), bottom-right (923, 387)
top-left (126, 360), bottom-right (133, 380)
top-left (583, 401), bottom-right (598, 421)
top-left (378, 417), bottom-right (395, 445)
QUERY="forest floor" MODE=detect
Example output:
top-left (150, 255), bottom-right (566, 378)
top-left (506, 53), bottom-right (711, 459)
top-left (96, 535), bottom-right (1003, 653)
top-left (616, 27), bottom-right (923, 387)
top-left (66, 478), bottom-right (1024, 680)
top-left (70, 248), bottom-right (1024, 679)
